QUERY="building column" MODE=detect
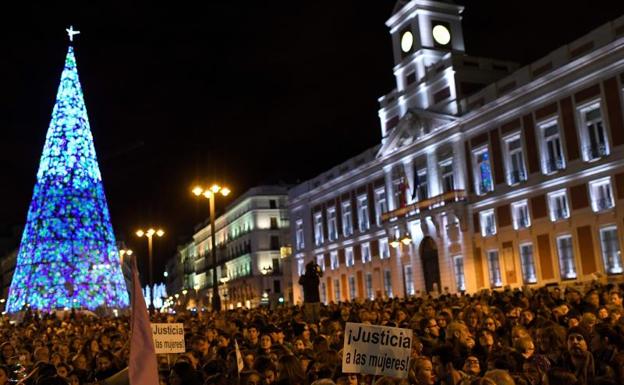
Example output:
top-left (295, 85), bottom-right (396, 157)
top-left (384, 165), bottom-right (396, 211)
top-left (452, 139), bottom-right (467, 191)
top-left (402, 158), bottom-right (415, 205)
top-left (426, 150), bottom-right (441, 197)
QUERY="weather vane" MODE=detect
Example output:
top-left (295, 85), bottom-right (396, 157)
top-left (66, 26), bottom-right (80, 42)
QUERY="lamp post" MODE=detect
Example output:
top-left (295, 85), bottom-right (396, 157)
top-left (192, 184), bottom-right (231, 312)
top-left (136, 228), bottom-right (164, 309)
top-left (119, 249), bottom-right (133, 265)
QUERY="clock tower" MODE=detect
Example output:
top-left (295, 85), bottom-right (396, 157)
top-left (388, 0), bottom-right (465, 93)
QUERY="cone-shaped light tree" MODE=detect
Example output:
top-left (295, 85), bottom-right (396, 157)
top-left (7, 44), bottom-right (129, 312)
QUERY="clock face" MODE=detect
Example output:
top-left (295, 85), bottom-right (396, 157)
top-left (432, 24), bottom-right (451, 46)
top-left (400, 31), bottom-right (413, 53)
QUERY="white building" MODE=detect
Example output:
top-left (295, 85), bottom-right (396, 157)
top-left (290, 0), bottom-right (624, 304)
top-left (171, 186), bottom-right (292, 309)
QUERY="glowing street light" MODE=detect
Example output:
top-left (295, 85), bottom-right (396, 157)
top-left (192, 184), bottom-right (231, 312)
top-left (136, 227), bottom-right (165, 309)
top-left (119, 249), bottom-right (133, 265)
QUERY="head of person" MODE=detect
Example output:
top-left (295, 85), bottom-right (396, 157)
top-left (169, 361), bottom-right (202, 385)
top-left (277, 354), bottom-right (305, 383)
top-left (446, 321), bottom-right (475, 349)
top-left (413, 356), bottom-right (436, 385)
top-left (420, 318), bottom-right (440, 338)
top-left (566, 326), bottom-right (589, 357)
top-left (483, 369), bottom-right (516, 385)
top-left (248, 325), bottom-right (260, 341)
top-left (462, 356), bottom-right (481, 376)
top-left (260, 334), bottom-right (272, 350)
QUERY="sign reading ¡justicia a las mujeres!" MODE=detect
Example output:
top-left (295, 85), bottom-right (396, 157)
top-left (342, 322), bottom-right (413, 378)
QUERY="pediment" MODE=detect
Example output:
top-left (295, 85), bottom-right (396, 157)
top-left (377, 108), bottom-right (457, 158)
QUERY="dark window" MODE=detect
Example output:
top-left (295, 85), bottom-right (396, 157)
top-left (433, 87), bottom-right (451, 104)
top-left (270, 217), bottom-right (278, 229)
top-left (406, 72), bottom-right (416, 85)
top-left (272, 258), bottom-right (280, 274)
top-left (269, 199), bottom-right (277, 209)
top-left (273, 279), bottom-right (281, 294)
top-left (270, 236), bottom-right (280, 250)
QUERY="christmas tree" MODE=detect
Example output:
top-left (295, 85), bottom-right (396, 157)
top-left (6, 44), bottom-right (129, 312)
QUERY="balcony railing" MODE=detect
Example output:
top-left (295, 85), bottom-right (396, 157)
top-left (543, 158), bottom-right (565, 173)
top-left (507, 169), bottom-right (527, 185)
top-left (583, 143), bottom-right (608, 160)
top-left (381, 190), bottom-right (467, 223)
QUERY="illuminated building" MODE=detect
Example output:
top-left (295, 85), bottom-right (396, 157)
top-left (170, 186), bottom-right (291, 309)
top-left (6, 46), bottom-right (129, 312)
top-left (290, 1), bottom-right (624, 303)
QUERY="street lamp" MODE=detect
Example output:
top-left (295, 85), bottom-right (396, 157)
top-left (193, 184), bottom-right (231, 312)
top-left (136, 227), bottom-right (164, 309)
top-left (119, 249), bottom-right (133, 265)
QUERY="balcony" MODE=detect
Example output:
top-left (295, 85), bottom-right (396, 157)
top-left (543, 158), bottom-right (565, 174)
top-left (583, 143), bottom-right (608, 160)
top-left (381, 190), bottom-right (467, 223)
top-left (507, 169), bottom-right (527, 185)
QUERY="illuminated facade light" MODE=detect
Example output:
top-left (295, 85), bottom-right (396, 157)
top-left (7, 46), bottom-right (129, 313)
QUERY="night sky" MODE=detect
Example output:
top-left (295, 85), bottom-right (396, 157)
top-left (1, 1), bottom-right (623, 277)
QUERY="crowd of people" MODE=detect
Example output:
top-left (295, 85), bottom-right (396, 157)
top-left (0, 277), bottom-right (623, 385)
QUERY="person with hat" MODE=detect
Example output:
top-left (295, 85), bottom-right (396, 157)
top-left (556, 326), bottom-right (595, 385)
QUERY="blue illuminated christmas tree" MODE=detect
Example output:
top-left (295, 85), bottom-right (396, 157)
top-left (7, 43), bottom-right (129, 312)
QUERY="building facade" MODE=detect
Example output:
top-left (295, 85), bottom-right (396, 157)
top-left (168, 186), bottom-right (292, 309)
top-left (289, 0), bottom-right (624, 304)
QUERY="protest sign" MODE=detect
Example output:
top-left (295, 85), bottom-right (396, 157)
top-left (151, 323), bottom-right (185, 354)
top-left (342, 322), bottom-right (412, 378)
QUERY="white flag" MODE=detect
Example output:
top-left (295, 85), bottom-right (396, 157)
top-left (235, 339), bottom-right (244, 373)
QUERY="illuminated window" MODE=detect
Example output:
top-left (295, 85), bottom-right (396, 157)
top-left (361, 242), bottom-right (372, 264)
top-left (453, 255), bottom-right (465, 291)
top-left (327, 207), bottom-right (337, 241)
top-left (589, 177), bottom-right (614, 212)
top-left (440, 159), bottom-right (454, 193)
top-left (487, 250), bottom-right (503, 288)
top-left (316, 255), bottom-right (325, 271)
top-left (512, 200), bottom-right (530, 229)
top-left (548, 189), bottom-right (570, 221)
top-left (330, 251), bottom-right (339, 270)
top-left (415, 169), bottom-right (428, 201)
top-left (557, 234), bottom-right (577, 280)
top-left (379, 238), bottom-right (390, 259)
top-left (342, 201), bottom-right (353, 237)
top-left (345, 247), bottom-right (354, 267)
top-left (297, 258), bottom-right (305, 276)
top-left (334, 279), bottom-right (341, 302)
top-left (348, 276), bottom-right (356, 300)
top-left (295, 219), bottom-right (305, 250)
top-left (519, 243), bottom-right (537, 284)
top-left (383, 269), bottom-right (393, 298)
top-left (365, 273), bottom-right (373, 299)
top-left (404, 265), bottom-right (415, 296)
top-left (480, 209), bottom-right (496, 237)
top-left (579, 104), bottom-right (609, 161)
top-left (474, 147), bottom-right (494, 195)
top-left (539, 121), bottom-right (565, 174)
top-left (314, 213), bottom-right (324, 246)
top-left (375, 188), bottom-right (388, 226)
top-left (600, 226), bottom-right (623, 275)
top-left (504, 135), bottom-right (527, 185)
top-left (357, 195), bottom-right (370, 232)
